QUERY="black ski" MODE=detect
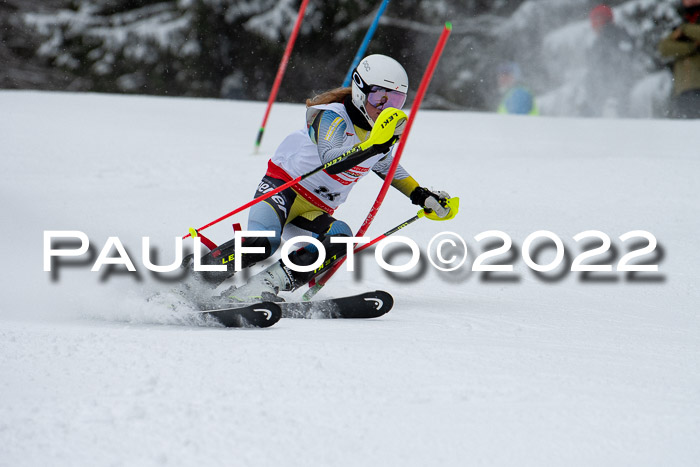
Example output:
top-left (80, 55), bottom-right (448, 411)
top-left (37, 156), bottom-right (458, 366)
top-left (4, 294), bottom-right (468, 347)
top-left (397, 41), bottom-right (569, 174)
top-left (198, 302), bottom-right (282, 328)
top-left (280, 290), bottom-right (393, 319)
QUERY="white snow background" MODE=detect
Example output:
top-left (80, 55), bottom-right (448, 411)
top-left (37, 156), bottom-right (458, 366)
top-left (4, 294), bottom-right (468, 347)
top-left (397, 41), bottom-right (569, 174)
top-left (1, 90), bottom-right (699, 466)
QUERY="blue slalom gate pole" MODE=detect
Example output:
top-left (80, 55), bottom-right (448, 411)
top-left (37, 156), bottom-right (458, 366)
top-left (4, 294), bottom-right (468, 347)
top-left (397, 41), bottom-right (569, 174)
top-left (342, 0), bottom-right (391, 87)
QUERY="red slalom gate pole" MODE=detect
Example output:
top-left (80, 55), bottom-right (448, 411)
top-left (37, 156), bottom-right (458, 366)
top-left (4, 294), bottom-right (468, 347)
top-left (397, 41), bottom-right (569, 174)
top-left (304, 22), bottom-right (453, 300)
top-left (183, 174), bottom-right (303, 239)
top-left (183, 143), bottom-right (377, 239)
top-left (254, 0), bottom-right (310, 151)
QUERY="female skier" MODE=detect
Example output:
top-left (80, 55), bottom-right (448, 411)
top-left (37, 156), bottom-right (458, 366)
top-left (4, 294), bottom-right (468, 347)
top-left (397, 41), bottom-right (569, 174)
top-left (199, 54), bottom-right (456, 301)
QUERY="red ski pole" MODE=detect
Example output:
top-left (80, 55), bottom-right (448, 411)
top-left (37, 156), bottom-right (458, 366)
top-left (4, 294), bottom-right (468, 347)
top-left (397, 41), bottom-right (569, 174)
top-left (183, 143), bottom-right (383, 239)
top-left (254, 0), bottom-right (310, 151)
top-left (304, 21), bottom-right (453, 300)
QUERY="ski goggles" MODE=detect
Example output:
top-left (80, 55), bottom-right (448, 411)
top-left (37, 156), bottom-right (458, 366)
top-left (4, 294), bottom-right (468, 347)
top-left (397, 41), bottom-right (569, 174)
top-left (366, 86), bottom-right (407, 110)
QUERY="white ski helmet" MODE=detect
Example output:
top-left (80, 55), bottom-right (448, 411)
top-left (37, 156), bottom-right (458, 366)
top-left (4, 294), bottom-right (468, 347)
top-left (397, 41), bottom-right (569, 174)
top-left (351, 54), bottom-right (409, 126)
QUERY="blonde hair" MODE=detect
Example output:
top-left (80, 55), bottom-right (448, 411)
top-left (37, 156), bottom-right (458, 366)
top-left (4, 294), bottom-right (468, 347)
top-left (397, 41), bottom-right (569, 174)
top-left (306, 87), bottom-right (352, 107)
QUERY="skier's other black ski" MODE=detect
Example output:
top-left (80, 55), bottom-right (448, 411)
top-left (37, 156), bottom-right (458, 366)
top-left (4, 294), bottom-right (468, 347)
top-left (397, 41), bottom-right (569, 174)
top-left (281, 290), bottom-right (393, 319)
top-left (199, 302), bottom-right (282, 328)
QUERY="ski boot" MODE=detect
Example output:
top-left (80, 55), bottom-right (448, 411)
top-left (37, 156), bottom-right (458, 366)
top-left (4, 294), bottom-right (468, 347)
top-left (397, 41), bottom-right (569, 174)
top-left (222, 261), bottom-right (295, 303)
top-left (221, 233), bottom-right (351, 304)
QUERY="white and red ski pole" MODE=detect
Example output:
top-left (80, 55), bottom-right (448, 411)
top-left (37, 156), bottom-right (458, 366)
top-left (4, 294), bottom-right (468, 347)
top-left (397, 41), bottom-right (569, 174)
top-left (304, 21), bottom-right (453, 300)
top-left (254, 0), bottom-right (310, 152)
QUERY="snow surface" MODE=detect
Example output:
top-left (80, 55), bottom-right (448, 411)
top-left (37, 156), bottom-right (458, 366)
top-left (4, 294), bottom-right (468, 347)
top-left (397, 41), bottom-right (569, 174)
top-left (1, 90), bottom-right (699, 466)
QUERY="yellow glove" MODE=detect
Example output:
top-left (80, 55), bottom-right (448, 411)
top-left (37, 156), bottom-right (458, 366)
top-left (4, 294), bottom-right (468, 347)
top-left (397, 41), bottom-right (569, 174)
top-left (411, 187), bottom-right (459, 221)
top-left (423, 197), bottom-right (459, 221)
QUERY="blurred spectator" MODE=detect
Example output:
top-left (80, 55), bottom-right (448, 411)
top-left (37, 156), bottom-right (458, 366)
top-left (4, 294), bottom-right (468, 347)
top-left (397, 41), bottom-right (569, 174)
top-left (496, 62), bottom-right (538, 115)
top-left (584, 5), bottom-right (638, 117)
top-left (658, 0), bottom-right (700, 119)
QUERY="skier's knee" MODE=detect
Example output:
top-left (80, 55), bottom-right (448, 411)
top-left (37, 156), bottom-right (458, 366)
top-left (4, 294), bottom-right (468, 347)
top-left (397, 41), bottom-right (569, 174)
top-left (267, 235), bottom-right (282, 255)
top-left (326, 220), bottom-right (352, 237)
top-left (283, 227), bottom-right (352, 289)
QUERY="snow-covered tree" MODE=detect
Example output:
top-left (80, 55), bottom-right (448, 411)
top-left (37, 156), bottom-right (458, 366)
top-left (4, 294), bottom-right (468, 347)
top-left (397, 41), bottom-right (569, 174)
top-left (1, 0), bottom-right (686, 117)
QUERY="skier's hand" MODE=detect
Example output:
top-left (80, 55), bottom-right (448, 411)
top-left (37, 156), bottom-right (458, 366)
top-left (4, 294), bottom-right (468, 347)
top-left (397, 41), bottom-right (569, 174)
top-left (359, 107), bottom-right (407, 154)
top-left (410, 187), bottom-right (454, 219)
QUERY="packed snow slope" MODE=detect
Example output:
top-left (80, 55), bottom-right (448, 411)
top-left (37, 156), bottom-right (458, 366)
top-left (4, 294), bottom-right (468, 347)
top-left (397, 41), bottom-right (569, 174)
top-left (1, 91), bottom-right (699, 467)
